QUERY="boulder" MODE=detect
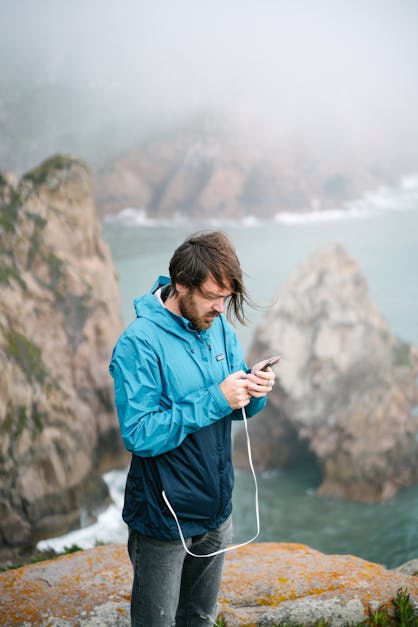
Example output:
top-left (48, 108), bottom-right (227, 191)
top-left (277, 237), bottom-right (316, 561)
top-left (0, 543), bottom-right (417, 626)
top-left (234, 243), bottom-right (418, 502)
top-left (0, 155), bottom-right (127, 561)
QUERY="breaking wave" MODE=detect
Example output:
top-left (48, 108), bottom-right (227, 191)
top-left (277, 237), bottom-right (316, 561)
top-left (104, 174), bottom-right (418, 228)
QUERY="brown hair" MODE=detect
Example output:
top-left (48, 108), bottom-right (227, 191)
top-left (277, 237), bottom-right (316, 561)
top-left (169, 231), bottom-right (252, 325)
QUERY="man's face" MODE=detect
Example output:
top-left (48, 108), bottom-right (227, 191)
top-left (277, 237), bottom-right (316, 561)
top-left (177, 275), bottom-right (232, 331)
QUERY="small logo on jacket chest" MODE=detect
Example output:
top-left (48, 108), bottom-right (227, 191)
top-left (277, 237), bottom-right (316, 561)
top-left (216, 354), bottom-right (225, 361)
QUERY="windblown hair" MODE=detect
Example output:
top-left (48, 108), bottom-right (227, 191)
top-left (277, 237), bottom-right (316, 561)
top-left (169, 230), bottom-right (252, 325)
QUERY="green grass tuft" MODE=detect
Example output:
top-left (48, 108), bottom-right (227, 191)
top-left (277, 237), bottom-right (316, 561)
top-left (62, 544), bottom-right (83, 555)
top-left (216, 588), bottom-right (418, 625)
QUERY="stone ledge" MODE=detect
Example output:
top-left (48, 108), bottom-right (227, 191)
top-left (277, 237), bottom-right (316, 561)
top-left (0, 543), bottom-right (417, 626)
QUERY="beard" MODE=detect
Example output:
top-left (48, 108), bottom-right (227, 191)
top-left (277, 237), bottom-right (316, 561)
top-left (178, 291), bottom-right (219, 331)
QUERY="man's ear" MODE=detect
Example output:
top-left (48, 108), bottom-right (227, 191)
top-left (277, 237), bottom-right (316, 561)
top-left (175, 283), bottom-right (188, 297)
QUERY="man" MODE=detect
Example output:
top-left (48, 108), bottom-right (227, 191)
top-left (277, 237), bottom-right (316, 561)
top-left (109, 231), bottom-right (276, 626)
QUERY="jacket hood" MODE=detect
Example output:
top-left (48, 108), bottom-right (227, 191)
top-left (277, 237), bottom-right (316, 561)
top-left (133, 275), bottom-right (211, 339)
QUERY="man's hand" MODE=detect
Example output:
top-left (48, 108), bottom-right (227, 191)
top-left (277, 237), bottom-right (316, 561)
top-left (245, 367), bottom-right (276, 398)
top-left (220, 368), bottom-right (276, 409)
top-left (220, 371), bottom-right (251, 409)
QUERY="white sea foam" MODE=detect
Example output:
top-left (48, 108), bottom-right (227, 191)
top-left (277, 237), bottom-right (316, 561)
top-left (273, 206), bottom-right (372, 225)
top-left (191, 215), bottom-right (262, 228)
top-left (104, 207), bottom-right (262, 228)
top-left (37, 469), bottom-right (128, 552)
top-left (275, 176), bottom-right (418, 225)
top-left (104, 174), bottom-right (418, 228)
top-left (347, 177), bottom-right (418, 214)
top-left (105, 207), bottom-right (189, 227)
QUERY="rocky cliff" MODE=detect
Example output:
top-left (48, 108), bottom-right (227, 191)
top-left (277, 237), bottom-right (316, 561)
top-left (0, 155), bottom-right (126, 562)
top-left (234, 243), bottom-right (418, 502)
top-left (93, 127), bottom-right (388, 219)
top-left (0, 543), bottom-right (417, 626)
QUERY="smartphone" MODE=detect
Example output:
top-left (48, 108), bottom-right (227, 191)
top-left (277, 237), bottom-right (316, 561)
top-left (251, 355), bottom-right (281, 373)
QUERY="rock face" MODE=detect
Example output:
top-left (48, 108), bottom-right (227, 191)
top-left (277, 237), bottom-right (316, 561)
top-left (0, 543), bottom-right (417, 626)
top-left (93, 127), bottom-right (384, 219)
top-left (234, 243), bottom-right (418, 502)
top-left (0, 156), bottom-right (126, 560)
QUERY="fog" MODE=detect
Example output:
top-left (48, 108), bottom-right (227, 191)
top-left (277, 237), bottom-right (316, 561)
top-left (1, 0), bottom-right (418, 175)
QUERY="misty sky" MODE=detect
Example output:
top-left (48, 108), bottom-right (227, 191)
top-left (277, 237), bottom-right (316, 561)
top-left (1, 0), bottom-right (418, 173)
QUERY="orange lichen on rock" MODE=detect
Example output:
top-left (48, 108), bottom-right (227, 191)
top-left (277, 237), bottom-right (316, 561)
top-left (0, 544), bottom-right (132, 625)
top-left (0, 542), bottom-right (417, 626)
top-left (218, 543), bottom-right (418, 625)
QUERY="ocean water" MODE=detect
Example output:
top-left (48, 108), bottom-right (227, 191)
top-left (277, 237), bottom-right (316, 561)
top-left (38, 178), bottom-right (418, 568)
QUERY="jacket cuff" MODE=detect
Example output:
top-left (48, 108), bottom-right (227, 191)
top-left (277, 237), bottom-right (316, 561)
top-left (208, 382), bottom-right (232, 417)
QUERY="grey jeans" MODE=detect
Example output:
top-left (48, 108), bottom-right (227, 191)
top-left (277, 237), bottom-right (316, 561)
top-left (127, 515), bottom-right (233, 627)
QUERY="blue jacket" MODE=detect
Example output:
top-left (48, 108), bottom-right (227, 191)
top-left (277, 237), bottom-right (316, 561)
top-left (109, 276), bottom-right (266, 540)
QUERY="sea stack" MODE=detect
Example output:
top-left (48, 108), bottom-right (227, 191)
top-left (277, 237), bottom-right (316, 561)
top-left (234, 242), bottom-right (418, 502)
top-left (0, 155), bottom-right (126, 562)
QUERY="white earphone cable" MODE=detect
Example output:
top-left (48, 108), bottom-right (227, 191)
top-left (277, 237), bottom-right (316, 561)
top-left (162, 405), bottom-right (259, 558)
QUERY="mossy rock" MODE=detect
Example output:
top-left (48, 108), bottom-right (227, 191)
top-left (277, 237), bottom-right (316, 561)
top-left (0, 260), bottom-right (26, 289)
top-left (0, 189), bottom-right (22, 233)
top-left (392, 341), bottom-right (412, 367)
top-left (4, 328), bottom-right (48, 385)
top-left (22, 154), bottom-right (86, 187)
